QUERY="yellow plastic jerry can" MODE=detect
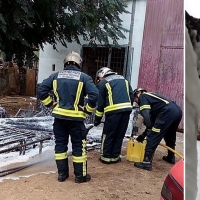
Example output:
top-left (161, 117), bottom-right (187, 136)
top-left (126, 137), bottom-right (147, 162)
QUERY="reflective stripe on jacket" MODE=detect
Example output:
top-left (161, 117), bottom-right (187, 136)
top-left (95, 74), bottom-right (133, 118)
top-left (138, 92), bottom-right (173, 128)
top-left (38, 65), bottom-right (98, 121)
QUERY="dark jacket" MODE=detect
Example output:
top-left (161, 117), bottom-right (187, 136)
top-left (95, 74), bottom-right (133, 120)
top-left (38, 65), bottom-right (98, 121)
top-left (138, 92), bottom-right (176, 128)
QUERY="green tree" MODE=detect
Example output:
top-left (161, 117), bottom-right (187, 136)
top-left (0, 0), bottom-right (129, 58)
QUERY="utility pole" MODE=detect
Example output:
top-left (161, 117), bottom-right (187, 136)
top-left (126, 0), bottom-right (136, 82)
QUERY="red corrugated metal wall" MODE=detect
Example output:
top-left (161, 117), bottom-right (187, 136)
top-left (138, 0), bottom-right (184, 129)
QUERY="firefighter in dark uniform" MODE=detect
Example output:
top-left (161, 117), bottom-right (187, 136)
top-left (94, 67), bottom-right (134, 164)
top-left (133, 88), bottom-right (182, 170)
top-left (38, 51), bottom-right (98, 183)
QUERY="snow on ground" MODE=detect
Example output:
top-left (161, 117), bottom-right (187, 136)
top-left (0, 116), bottom-right (54, 132)
top-left (0, 145), bottom-right (54, 168)
top-left (0, 117), bottom-right (55, 168)
top-left (0, 110), bottom-right (136, 170)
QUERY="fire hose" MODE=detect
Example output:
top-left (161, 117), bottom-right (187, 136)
top-left (159, 143), bottom-right (183, 159)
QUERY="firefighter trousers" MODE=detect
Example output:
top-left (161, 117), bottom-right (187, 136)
top-left (100, 111), bottom-right (131, 163)
top-left (53, 118), bottom-right (88, 177)
top-left (145, 103), bottom-right (182, 154)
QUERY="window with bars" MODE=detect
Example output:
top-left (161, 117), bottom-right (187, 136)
top-left (82, 45), bottom-right (128, 82)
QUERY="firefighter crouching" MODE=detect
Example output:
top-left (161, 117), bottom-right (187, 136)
top-left (38, 51), bottom-right (98, 183)
top-left (94, 67), bottom-right (134, 164)
top-left (133, 88), bottom-right (182, 170)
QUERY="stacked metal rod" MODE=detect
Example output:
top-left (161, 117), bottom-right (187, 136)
top-left (0, 161), bottom-right (44, 177)
top-left (0, 125), bottom-right (53, 155)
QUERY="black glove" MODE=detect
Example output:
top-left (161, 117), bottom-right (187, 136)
top-left (136, 128), bottom-right (151, 142)
top-left (143, 128), bottom-right (151, 137)
top-left (94, 120), bottom-right (101, 127)
top-left (136, 133), bottom-right (145, 143)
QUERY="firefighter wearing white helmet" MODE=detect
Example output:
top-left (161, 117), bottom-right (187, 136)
top-left (133, 88), bottom-right (182, 171)
top-left (96, 67), bottom-right (116, 83)
top-left (63, 51), bottom-right (82, 68)
top-left (38, 51), bottom-right (98, 183)
top-left (94, 67), bottom-right (134, 164)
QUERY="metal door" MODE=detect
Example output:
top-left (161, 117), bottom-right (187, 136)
top-left (138, 0), bottom-right (184, 129)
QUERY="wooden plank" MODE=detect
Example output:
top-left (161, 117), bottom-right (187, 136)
top-left (26, 69), bottom-right (36, 96)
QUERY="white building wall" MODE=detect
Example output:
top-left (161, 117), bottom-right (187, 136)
top-left (130, 0), bottom-right (147, 89)
top-left (38, 42), bottom-right (81, 83)
top-left (37, 0), bottom-right (147, 84)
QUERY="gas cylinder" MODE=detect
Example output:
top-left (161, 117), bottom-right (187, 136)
top-left (126, 137), bottom-right (146, 162)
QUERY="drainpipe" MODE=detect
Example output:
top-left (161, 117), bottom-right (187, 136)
top-left (126, 0), bottom-right (136, 82)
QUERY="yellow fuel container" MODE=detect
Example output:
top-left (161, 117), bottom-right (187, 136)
top-left (126, 137), bottom-right (147, 162)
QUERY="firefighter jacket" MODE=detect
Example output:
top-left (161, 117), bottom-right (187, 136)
top-left (95, 74), bottom-right (134, 121)
top-left (138, 92), bottom-right (175, 129)
top-left (38, 65), bottom-right (98, 121)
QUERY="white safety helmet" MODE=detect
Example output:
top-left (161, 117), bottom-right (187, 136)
top-left (63, 51), bottom-right (82, 68)
top-left (96, 67), bottom-right (116, 80)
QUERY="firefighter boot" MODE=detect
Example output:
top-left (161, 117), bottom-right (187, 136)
top-left (162, 147), bottom-right (175, 164)
top-left (56, 159), bottom-right (69, 182)
top-left (134, 151), bottom-right (154, 171)
top-left (73, 160), bottom-right (91, 183)
top-left (75, 174), bottom-right (91, 183)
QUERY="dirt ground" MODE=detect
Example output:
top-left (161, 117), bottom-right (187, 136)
top-left (0, 132), bottom-right (183, 200)
top-left (0, 95), bottom-right (37, 117)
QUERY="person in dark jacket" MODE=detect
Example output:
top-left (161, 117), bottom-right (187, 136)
top-left (133, 88), bottom-right (182, 170)
top-left (38, 51), bottom-right (98, 183)
top-left (94, 67), bottom-right (134, 164)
